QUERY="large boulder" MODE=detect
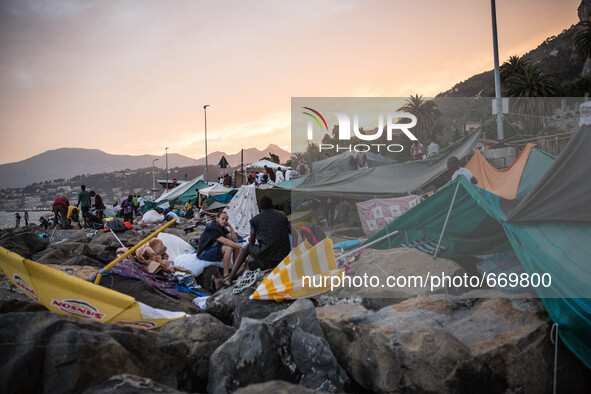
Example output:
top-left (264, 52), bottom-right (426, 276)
top-left (329, 248), bottom-right (465, 309)
top-left (206, 282), bottom-right (292, 327)
top-left (0, 230), bottom-right (48, 258)
top-left (316, 296), bottom-right (591, 393)
top-left (234, 380), bottom-right (320, 393)
top-left (34, 242), bottom-right (106, 267)
top-left (0, 311), bottom-right (234, 393)
top-left (83, 374), bottom-right (184, 394)
top-left (208, 299), bottom-right (349, 394)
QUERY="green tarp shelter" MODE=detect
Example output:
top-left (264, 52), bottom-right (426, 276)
top-left (155, 175), bottom-right (208, 204)
top-left (295, 130), bottom-right (481, 198)
top-left (310, 151), bottom-right (397, 174)
top-left (363, 126), bottom-right (591, 368)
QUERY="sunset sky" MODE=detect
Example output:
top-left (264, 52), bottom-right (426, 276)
top-left (0, 0), bottom-right (580, 165)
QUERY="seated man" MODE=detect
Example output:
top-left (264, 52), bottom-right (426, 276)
top-left (213, 196), bottom-right (296, 290)
top-left (447, 156), bottom-right (478, 184)
top-left (198, 212), bottom-right (243, 277)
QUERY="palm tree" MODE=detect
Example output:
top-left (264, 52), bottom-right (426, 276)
top-left (396, 94), bottom-right (441, 140)
top-left (574, 21), bottom-right (591, 58)
top-left (505, 64), bottom-right (560, 134)
top-left (500, 55), bottom-right (529, 85)
top-left (505, 64), bottom-right (560, 97)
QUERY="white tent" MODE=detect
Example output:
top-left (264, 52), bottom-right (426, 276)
top-left (155, 175), bottom-right (204, 203)
top-left (244, 160), bottom-right (289, 170)
top-left (224, 185), bottom-right (259, 237)
top-left (199, 183), bottom-right (232, 198)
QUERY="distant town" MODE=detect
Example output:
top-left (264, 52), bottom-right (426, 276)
top-left (0, 164), bottom-right (228, 210)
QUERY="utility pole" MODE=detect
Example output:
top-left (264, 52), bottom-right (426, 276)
top-left (204, 105), bottom-right (210, 183)
top-left (152, 158), bottom-right (159, 200)
top-left (491, 0), bottom-right (504, 143)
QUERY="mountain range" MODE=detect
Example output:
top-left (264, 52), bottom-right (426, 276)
top-left (0, 144), bottom-right (290, 188)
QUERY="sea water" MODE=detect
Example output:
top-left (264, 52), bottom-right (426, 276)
top-left (0, 210), bottom-right (53, 230)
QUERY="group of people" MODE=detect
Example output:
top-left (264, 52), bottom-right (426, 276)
top-left (196, 196), bottom-right (296, 291)
top-left (13, 211), bottom-right (29, 228)
top-left (246, 164), bottom-right (297, 186)
top-left (51, 185), bottom-right (106, 229)
top-left (410, 141), bottom-right (441, 161)
top-left (120, 194), bottom-right (145, 224)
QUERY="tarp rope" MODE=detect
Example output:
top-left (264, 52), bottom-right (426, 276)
top-left (550, 322), bottom-right (559, 394)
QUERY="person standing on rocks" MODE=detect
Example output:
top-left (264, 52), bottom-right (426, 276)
top-left (24, 211), bottom-right (29, 226)
top-left (213, 196), bottom-right (295, 290)
top-left (76, 185), bottom-right (91, 228)
top-left (121, 195), bottom-right (135, 224)
top-left (90, 191), bottom-right (106, 219)
top-left (14, 212), bottom-right (21, 228)
top-left (198, 211), bottom-right (243, 278)
top-left (52, 196), bottom-right (70, 229)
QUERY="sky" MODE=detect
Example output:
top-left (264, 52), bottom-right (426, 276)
top-left (0, 0), bottom-right (581, 165)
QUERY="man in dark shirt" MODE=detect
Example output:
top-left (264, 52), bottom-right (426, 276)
top-left (264, 165), bottom-right (276, 182)
top-left (90, 191), bottom-right (106, 219)
top-left (198, 212), bottom-right (242, 277)
top-left (213, 196), bottom-right (295, 290)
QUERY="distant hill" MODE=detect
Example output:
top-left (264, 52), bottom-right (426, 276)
top-left (0, 144), bottom-right (290, 188)
top-left (437, 23), bottom-right (586, 98)
top-left (196, 144), bottom-right (290, 167)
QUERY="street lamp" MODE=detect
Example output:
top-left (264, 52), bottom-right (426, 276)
top-left (204, 105), bottom-right (210, 183)
top-left (152, 158), bottom-right (159, 200)
top-left (165, 147), bottom-right (169, 191)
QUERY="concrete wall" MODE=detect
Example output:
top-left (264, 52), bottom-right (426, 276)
top-left (482, 147), bottom-right (517, 169)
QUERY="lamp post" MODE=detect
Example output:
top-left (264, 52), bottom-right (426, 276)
top-left (204, 105), bottom-right (210, 183)
top-left (151, 158), bottom-right (159, 200)
top-left (491, 0), bottom-right (504, 143)
top-left (165, 147), bottom-right (169, 191)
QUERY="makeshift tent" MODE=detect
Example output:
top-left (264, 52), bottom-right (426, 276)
top-left (224, 185), bottom-right (259, 237)
top-left (203, 201), bottom-right (228, 211)
top-left (199, 183), bottom-right (233, 198)
top-left (0, 247), bottom-right (187, 329)
top-left (244, 160), bottom-right (289, 170)
top-left (203, 190), bottom-right (237, 207)
top-left (295, 130), bottom-right (481, 198)
top-left (506, 126), bottom-right (591, 222)
top-left (310, 151), bottom-right (397, 174)
top-left (276, 175), bottom-right (308, 189)
top-left (362, 126), bottom-right (591, 368)
top-left (356, 195), bottom-right (422, 236)
top-left (465, 143), bottom-right (555, 200)
top-left (155, 175), bottom-right (208, 203)
top-left (251, 238), bottom-right (343, 301)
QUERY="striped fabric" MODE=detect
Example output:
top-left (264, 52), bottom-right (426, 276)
top-left (401, 237), bottom-right (447, 256)
top-left (251, 238), bottom-right (343, 301)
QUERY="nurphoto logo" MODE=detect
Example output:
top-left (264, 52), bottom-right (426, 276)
top-left (302, 106), bottom-right (418, 153)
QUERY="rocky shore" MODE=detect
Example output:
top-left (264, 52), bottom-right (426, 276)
top-left (0, 224), bottom-right (590, 393)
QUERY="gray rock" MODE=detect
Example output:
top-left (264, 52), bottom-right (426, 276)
top-left (206, 285), bottom-right (292, 327)
top-left (208, 318), bottom-right (299, 394)
top-left (0, 311), bottom-right (233, 394)
top-left (316, 296), bottom-right (591, 393)
top-left (83, 374), bottom-right (186, 394)
top-left (208, 300), bottom-right (349, 393)
top-left (0, 230), bottom-right (48, 258)
top-left (329, 248), bottom-right (466, 309)
top-left (234, 380), bottom-right (319, 394)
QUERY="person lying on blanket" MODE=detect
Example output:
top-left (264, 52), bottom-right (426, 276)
top-left (198, 212), bottom-right (243, 278)
top-left (213, 196), bottom-right (297, 291)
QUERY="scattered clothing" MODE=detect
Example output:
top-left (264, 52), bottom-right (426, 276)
top-left (89, 259), bottom-right (179, 298)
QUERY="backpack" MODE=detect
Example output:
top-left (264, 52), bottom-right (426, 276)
top-left (300, 224), bottom-right (326, 246)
